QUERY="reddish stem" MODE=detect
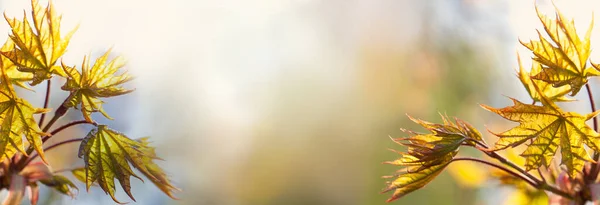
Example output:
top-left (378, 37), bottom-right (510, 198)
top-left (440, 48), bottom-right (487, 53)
top-left (26, 138), bottom-right (84, 164)
top-left (586, 83), bottom-right (600, 182)
top-left (452, 157), bottom-right (537, 187)
top-left (38, 79), bottom-right (51, 127)
top-left (42, 120), bottom-right (96, 143)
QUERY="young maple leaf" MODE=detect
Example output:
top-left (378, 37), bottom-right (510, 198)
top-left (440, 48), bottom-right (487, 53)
top-left (0, 57), bottom-right (49, 163)
top-left (383, 115), bottom-right (482, 202)
top-left (482, 83), bottom-right (600, 177)
top-left (2, 0), bottom-right (76, 85)
top-left (0, 39), bottom-right (33, 90)
top-left (382, 155), bottom-right (452, 202)
top-left (521, 7), bottom-right (597, 96)
top-left (517, 55), bottom-right (572, 102)
top-left (78, 125), bottom-right (179, 203)
top-left (61, 50), bottom-right (133, 122)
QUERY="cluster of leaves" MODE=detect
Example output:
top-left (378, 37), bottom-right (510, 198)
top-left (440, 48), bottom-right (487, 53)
top-left (383, 5), bottom-right (600, 204)
top-left (0, 0), bottom-right (179, 204)
top-left (382, 115), bottom-right (482, 202)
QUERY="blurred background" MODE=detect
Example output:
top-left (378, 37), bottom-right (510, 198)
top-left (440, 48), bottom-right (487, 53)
top-left (1, 0), bottom-right (600, 204)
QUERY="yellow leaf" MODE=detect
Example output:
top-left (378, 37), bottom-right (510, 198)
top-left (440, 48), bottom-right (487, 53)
top-left (482, 83), bottom-right (600, 177)
top-left (505, 189), bottom-right (549, 205)
top-left (1, 0), bottom-right (76, 85)
top-left (383, 153), bottom-right (453, 202)
top-left (0, 57), bottom-right (49, 163)
top-left (71, 167), bottom-right (87, 184)
top-left (447, 161), bottom-right (488, 188)
top-left (0, 39), bottom-right (33, 90)
top-left (517, 54), bottom-right (571, 102)
top-left (61, 49), bottom-right (133, 122)
top-left (521, 7), bottom-right (596, 96)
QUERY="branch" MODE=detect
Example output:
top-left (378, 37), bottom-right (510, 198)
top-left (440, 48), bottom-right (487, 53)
top-left (452, 157), bottom-right (537, 187)
top-left (471, 141), bottom-right (573, 200)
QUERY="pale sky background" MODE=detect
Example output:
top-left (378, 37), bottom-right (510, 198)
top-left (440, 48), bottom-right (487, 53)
top-left (0, 0), bottom-right (599, 204)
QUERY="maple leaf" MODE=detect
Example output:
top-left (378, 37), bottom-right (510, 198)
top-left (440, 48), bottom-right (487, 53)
top-left (482, 83), bottom-right (600, 177)
top-left (0, 57), bottom-right (49, 163)
top-left (62, 50), bottom-right (133, 122)
top-left (382, 154), bottom-right (453, 202)
top-left (1, 0), bottom-right (76, 85)
top-left (78, 125), bottom-right (179, 203)
top-left (383, 115), bottom-right (481, 202)
top-left (517, 55), bottom-right (571, 102)
top-left (520, 7), bottom-right (597, 96)
top-left (0, 39), bottom-right (33, 90)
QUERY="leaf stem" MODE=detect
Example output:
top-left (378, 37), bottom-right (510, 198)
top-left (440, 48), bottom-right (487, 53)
top-left (53, 167), bottom-right (82, 174)
top-left (26, 138), bottom-right (84, 164)
top-left (586, 83), bottom-right (600, 183)
top-left (38, 79), bottom-right (51, 127)
top-left (42, 102), bottom-right (69, 133)
top-left (43, 120), bottom-right (96, 143)
top-left (587, 83), bottom-right (598, 135)
top-left (452, 157), bottom-right (537, 187)
top-left (469, 140), bottom-right (573, 200)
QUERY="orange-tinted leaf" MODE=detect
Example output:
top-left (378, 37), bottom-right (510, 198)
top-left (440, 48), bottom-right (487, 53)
top-left (383, 115), bottom-right (480, 202)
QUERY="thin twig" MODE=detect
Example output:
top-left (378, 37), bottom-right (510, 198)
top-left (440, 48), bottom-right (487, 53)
top-left (38, 79), bottom-right (51, 127)
top-left (53, 167), bottom-right (84, 174)
top-left (537, 168), bottom-right (547, 183)
top-left (471, 142), bottom-right (573, 199)
top-left (452, 157), bottom-right (538, 187)
top-left (26, 138), bottom-right (84, 164)
top-left (586, 83), bottom-right (600, 182)
top-left (42, 120), bottom-right (96, 143)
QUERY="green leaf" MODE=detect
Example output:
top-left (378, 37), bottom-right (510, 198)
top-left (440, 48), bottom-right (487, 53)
top-left (521, 7), bottom-right (597, 96)
top-left (481, 84), bottom-right (600, 177)
top-left (71, 167), bottom-right (87, 184)
top-left (39, 175), bottom-right (78, 197)
top-left (62, 49), bottom-right (133, 122)
top-left (1, 0), bottom-right (76, 85)
top-left (78, 125), bottom-right (179, 203)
